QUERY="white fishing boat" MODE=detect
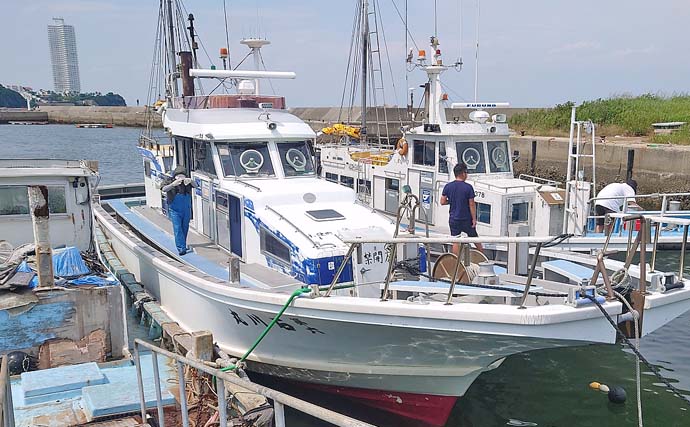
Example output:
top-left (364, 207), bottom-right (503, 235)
top-left (317, 2), bottom-right (690, 254)
top-left (93, 2), bottom-right (690, 425)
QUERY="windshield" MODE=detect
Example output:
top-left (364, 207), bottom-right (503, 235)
top-left (277, 141), bottom-right (315, 177)
top-left (487, 141), bottom-right (511, 173)
top-left (456, 141), bottom-right (486, 174)
top-left (217, 142), bottom-right (275, 177)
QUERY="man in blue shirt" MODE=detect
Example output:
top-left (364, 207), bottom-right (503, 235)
top-left (441, 163), bottom-right (483, 254)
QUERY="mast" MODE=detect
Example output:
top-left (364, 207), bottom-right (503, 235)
top-left (165, 0), bottom-right (179, 98)
top-left (361, 0), bottom-right (369, 143)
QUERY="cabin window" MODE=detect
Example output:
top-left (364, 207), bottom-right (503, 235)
top-left (193, 140), bottom-right (217, 176)
top-left (487, 141), bottom-right (511, 173)
top-left (47, 186), bottom-right (67, 214)
top-left (277, 141), bottom-right (315, 177)
top-left (476, 202), bottom-right (491, 224)
top-left (438, 141), bottom-right (448, 174)
top-left (511, 202), bottom-right (529, 223)
top-left (0, 186), bottom-right (66, 216)
top-left (325, 172), bottom-right (338, 182)
top-left (455, 142), bottom-right (486, 173)
top-left (357, 179), bottom-right (372, 194)
top-left (413, 140), bottom-right (435, 167)
top-left (0, 186), bottom-right (30, 216)
top-left (339, 175), bottom-right (354, 189)
top-left (260, 227), bottom-right (291, 265)
top-left (144, 160), bottom-right (152, 177)
top-left (217, 142), bottom-right (275, 177)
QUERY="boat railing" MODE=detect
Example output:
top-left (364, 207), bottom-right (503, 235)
top-left (133, 339), bottom-right (375, 427)
top-left (326, 235), bottom-right (559, 307)
top-left (472, 179), bottom-right (537, 194)
top-left (517, 173), bottom-right (562, 187)
top-left (585, 192), bottom-right (690, 235)
top-left (0, 354), bottom-right (15, 427)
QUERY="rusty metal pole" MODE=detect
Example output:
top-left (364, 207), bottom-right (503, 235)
top-left (27, 186), bottom-right (54, 288)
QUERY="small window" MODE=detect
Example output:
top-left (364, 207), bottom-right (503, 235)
top-left (385, 178), bottom-right (399, 191)
top-left (193, 140), bottom-right (217, 176)
top-left (357, 179), bottom-right (371, 194)
top-left (47, 186), bottom-right (67, 214)
top-left (477, 202), bottom-right (491, 224)
top-left (438, 141), bottom-right (448, 174)
top-left (487, 141), bottom-right (511, 173)
top-left (260, 227), bottom-right (291, 265)
top-left (456, 142), bottom-right (486, 174)
top-left (325, 172), bottom-right (338, 182)
top-left (144, 160), bottom-right (152, 177)
top-left (511, 202), bottom-right (529, 223)
top-left (340, 175), bottom-right (354, 189)
top-left (413, 140), bottom-right (435, 166)
top-left (0, 186), bottom-right (29, 216)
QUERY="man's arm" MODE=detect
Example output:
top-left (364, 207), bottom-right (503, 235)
top-left (161, 177), bottom-right (182, 192)
top-left (440, 195), bottom-right (448, 205)
top-left (469, 198), bottom-right (477, 227)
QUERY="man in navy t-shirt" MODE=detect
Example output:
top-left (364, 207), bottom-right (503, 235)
top-left (441, 163), bottom-right (483, 254)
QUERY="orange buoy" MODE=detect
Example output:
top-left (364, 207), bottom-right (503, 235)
top-left (396, 138), bottom-right (408, 156)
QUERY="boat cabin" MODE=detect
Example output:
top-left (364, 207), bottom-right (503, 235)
top-left (0, 159), bottom-right (97, 250)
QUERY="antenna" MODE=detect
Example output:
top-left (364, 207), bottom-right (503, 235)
top-left (474, 0), bottom-right (480, 102)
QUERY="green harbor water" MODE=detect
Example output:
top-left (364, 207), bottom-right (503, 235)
top-left (1, 124), bottom-right (688, 426)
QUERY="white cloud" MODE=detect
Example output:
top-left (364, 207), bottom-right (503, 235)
top-left (548, 41), bottom-right (601, 55)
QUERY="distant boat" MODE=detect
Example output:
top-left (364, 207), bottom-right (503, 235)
top-left (7, 121), bottom-right (48, 125)
top-left (75, 123), bottom-right (113, 128)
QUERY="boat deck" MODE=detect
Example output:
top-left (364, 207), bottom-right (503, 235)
top-left (106, 199), bottom-right (302, 292)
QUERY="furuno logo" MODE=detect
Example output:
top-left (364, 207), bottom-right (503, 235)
top-left (465, 103), bottom-right (498, 108)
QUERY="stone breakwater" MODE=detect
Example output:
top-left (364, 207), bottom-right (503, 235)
top-left (511, 136), bottom-right (690, 209)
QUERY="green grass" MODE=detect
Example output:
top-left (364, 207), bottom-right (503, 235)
top-left (509, 94), bottom-right (690, 144)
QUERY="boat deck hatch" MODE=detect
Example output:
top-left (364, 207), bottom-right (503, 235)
top-left (306, 209), bottom-right (345, 221)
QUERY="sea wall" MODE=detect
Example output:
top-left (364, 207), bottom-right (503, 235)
top-left (38, 106), bottom-right (161, 127)
top-left (0, 110), bottom-right (48, 123)
top-left (510, 136), bottom-right (690, 201)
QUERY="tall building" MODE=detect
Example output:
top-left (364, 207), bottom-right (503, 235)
top-left (48, 18), bottom-right (81, 93)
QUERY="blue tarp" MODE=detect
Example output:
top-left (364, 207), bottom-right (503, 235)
top-left (53, 247), bottom-right (90, 278)
top-left (69, 274), bottom-right (118, 287)
top-left (17, 247), bottom-right (116, 288)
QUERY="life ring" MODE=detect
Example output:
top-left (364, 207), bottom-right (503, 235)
top-left (396, 138), bottom-right (408, 156)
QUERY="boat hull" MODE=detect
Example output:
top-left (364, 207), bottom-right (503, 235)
top-left (96, 205), bottom-right (619, 399)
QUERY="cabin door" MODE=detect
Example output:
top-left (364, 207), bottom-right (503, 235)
top-left (408, 169), bottom-right (435, 225)
top-left (228, 194), bottom-right (243, 258)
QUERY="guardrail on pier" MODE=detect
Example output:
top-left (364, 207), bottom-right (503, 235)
top-left (133, 339), bottom-right (375, 427)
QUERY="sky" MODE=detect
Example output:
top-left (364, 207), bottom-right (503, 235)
top-left (1, 0), bottom-right (689, 107)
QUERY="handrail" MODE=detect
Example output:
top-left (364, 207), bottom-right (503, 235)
top-left (133, 339), bottom-right (374, 427)
top-left (341, 236), bottom-right (559, 244)
top-left (518, 174), bottom-right (562, 187)
top-left (232, 178), bottom-right (262, 192)
top-left (1, 355), bottom-right (15, 427)
top-left (264, 205), bottom-right (320, 248)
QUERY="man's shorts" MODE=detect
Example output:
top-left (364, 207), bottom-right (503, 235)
top-left (595, 204), bottom-right (616, 226)
top-left (449, 219), bottom-right (478, 237)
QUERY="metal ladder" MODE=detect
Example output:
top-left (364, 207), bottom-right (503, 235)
top-left (563, 106), bottom-right (597, 235)
top-left (366, 0), bottom-right (390, 148)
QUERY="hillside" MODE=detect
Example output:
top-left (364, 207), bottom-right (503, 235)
top-left (0, 85), bottom-right (26, 108)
